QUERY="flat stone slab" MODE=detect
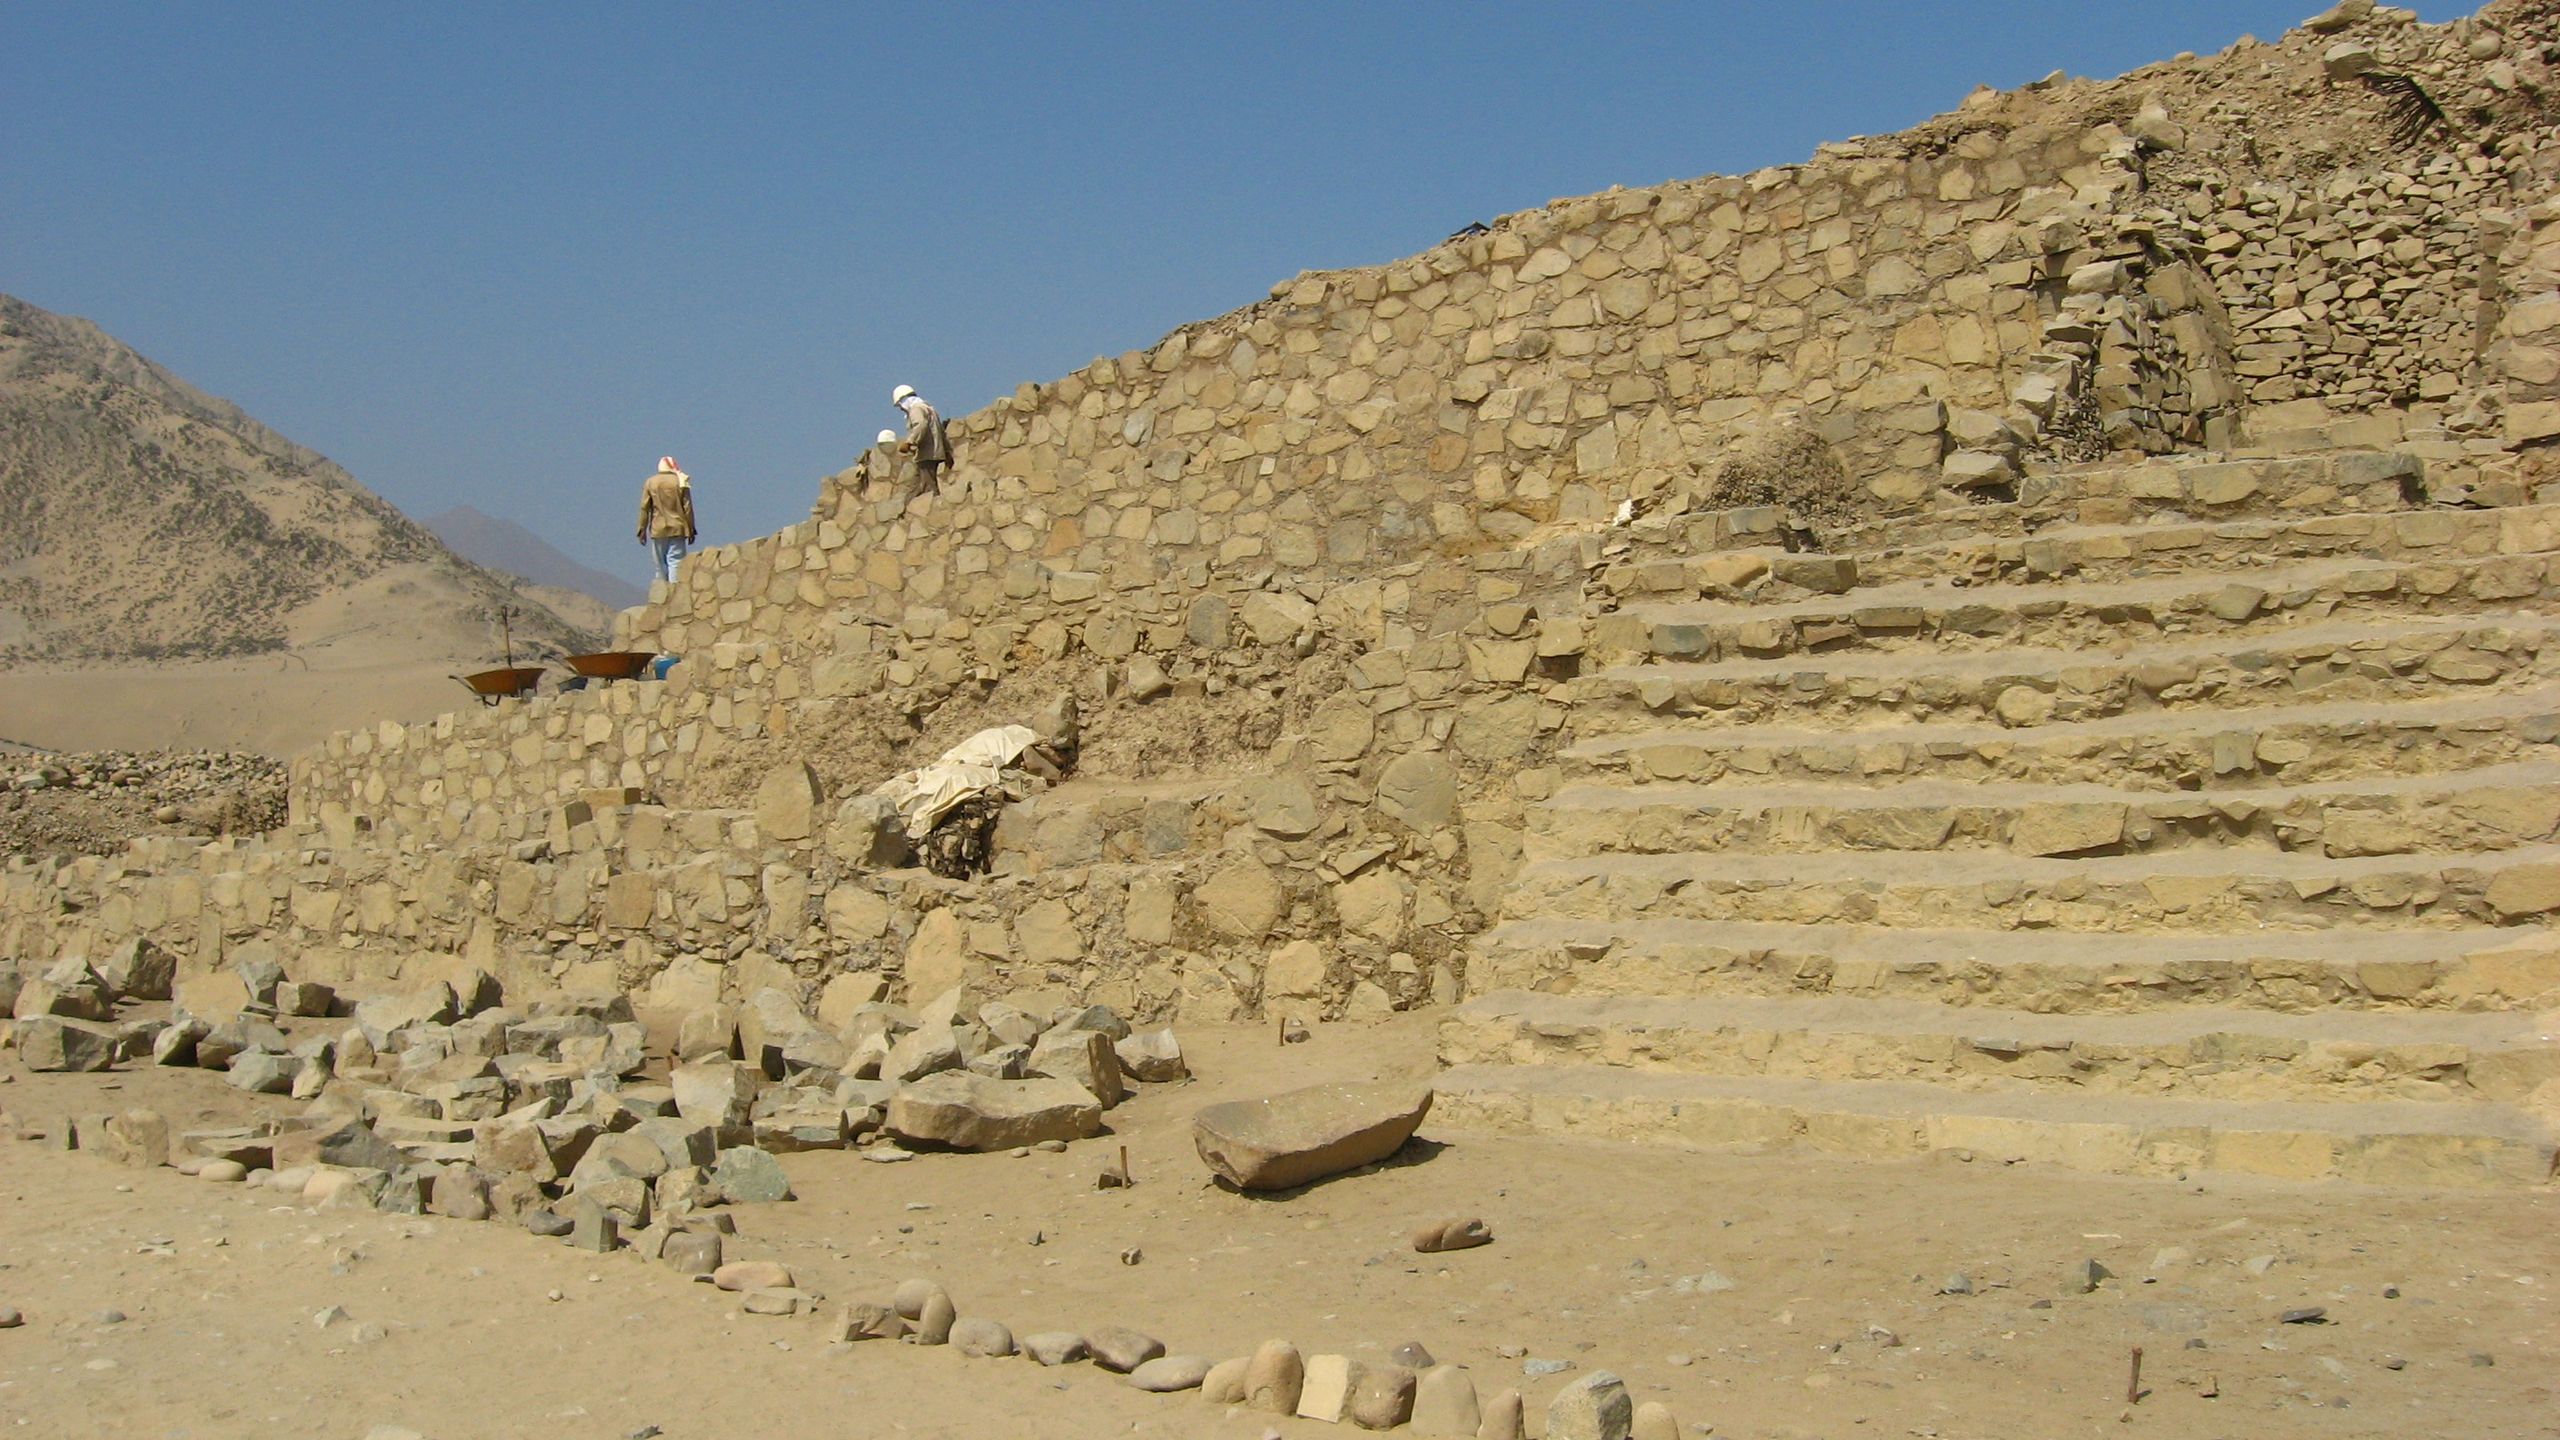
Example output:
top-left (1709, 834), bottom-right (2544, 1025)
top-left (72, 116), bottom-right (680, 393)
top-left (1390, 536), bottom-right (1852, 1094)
top-left (1192, 1080), bottom-right (1434, 1191)
top-left (886, 1073), bottom-right (1103, 1151)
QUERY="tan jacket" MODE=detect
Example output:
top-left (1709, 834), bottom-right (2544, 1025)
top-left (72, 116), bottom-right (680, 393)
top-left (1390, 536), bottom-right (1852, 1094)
top-left (638, 470), bottom-right (695, 541)
top-left (901, 398), bottom-right (951, 466)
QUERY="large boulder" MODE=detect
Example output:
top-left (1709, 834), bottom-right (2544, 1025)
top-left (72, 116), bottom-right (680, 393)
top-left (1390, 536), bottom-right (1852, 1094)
top-left (354, 982), bottom-right (459, 1048)
top-left (885, 1073), bottom-right (1103, 1151)
top-left (15, 963), bottom-right (112, 1023)
top-left (1028, 1027), bottom-right (1125, 1108)
top-left (671, 1059), bottom-right (760, 1127)
top-left (737, 988), bottom-right (821, 1078)
top-left (1192, 1081), bottom-right (1433, 1191)
top-left (95, 938), bottom-right (176, 1002)
top-left (17, 1016), bottom-right (119, 1071)
top-left (270, 1116), bottom-right (407, 1174)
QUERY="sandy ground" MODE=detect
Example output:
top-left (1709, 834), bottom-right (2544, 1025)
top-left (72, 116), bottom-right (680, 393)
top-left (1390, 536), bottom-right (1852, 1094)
top-left (0, 561), bottom-right (613, 759)
top-left (2, 1017), bottom-right (2554, 1440)
top-left (0, 653), bottom-right (485, 758)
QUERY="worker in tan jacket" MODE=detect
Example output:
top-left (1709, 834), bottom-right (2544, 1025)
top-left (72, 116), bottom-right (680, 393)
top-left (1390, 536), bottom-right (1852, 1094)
top-left (637, 456), bottom-right (697, 583)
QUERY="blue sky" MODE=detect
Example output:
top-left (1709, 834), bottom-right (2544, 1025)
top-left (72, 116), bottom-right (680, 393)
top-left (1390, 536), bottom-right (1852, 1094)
top-left (3, 2), bottom-right (2467, 583)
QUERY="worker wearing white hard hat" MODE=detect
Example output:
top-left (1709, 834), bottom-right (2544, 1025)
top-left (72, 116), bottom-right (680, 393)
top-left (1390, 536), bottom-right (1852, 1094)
top-left (892, 384), bottom-right (953, 498)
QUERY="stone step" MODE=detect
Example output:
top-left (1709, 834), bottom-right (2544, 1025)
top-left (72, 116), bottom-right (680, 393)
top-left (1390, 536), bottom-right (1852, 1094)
top-left (1793, 452), bottom-right (2430, 556)
top-left (1428, 1064), bottom-right (2558, 1188)
top-left (1524, 759), bottom-right (2560, 863)
top-left (1558, 686), bottom-right (2560, 791)
top-left (1438, 992), bottom-right (2560, 1106)
top-left (2016, 450), bottom-right (2426, 517)
top-left (1852, 504), bottom-right (2560, 591)
top-left (1598, 505), bottom-right (2560, 613)
top-left (1505, 843), bottom-right (2560, 934)
top-left (1564, 616), bottom-right (2560, 735)
top-left (1597, 551), bottom-right (2558, 666)
top-left (1594, 452), bottom-right (2439, 594)
top-left (1465, 916), bottom-right (2560, 1013)
top-left (1597, 544), bottom-right (1865, 607)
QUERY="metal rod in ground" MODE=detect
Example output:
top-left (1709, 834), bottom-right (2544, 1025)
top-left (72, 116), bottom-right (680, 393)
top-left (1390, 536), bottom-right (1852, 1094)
top-left (2127, 1346), bottom-right (2144, 1404)
top-left (1120, 1144), bottom-right (1131, 1186)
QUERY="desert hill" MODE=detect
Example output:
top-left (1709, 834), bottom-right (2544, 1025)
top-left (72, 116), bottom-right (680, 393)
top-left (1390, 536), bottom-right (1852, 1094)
top-left (0, 292), bottom-right (603, 756)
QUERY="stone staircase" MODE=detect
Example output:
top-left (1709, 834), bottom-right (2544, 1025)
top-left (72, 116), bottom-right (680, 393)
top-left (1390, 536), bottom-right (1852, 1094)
top-left (1436, 450), bottom-right (2560, 1187)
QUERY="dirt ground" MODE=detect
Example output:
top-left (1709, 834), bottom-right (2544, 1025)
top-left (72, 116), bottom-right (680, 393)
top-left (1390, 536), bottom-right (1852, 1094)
top-left (1, 1017), bottom-right (2553, 1440)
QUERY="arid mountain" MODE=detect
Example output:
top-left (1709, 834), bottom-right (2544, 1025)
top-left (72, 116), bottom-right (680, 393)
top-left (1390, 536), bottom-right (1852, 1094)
top-left (425, 504), bottom-right (644, 616)
top-left (0, 292), bottom-right (602, 756)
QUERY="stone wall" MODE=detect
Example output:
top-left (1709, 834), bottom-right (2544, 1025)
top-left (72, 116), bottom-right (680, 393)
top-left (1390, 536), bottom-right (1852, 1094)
top-left (15, 3), bottom-right (2560, 1028)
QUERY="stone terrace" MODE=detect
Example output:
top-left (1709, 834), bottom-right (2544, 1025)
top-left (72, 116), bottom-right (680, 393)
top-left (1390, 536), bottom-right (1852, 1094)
top-left (1438, 447), bottom-right (2560, 1186)
top-left (8, 1), bottom-right (2560, 1185)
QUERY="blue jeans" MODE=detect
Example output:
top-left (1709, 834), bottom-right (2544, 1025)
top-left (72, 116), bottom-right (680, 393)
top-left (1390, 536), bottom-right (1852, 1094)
top-left (650, 536), bottom-right (689, 583)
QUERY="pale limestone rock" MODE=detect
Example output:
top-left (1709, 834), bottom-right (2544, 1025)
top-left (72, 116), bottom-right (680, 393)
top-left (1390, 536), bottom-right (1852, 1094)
top-left (1245, 1340), bottom-right (1306, 1414)
top-left (886, 1073), bottom-right (1103, 1150)
top-left (95, 938), bottom-right (174, 1003)
top-left (1351, 1363), bottom-right (1418, 1429)
top-left (1239, 590), bottom-right (1316, 644)
top-left (1413, 1365), bottom-right (1481, 1436)
top-left (1021, 1331), bottom-right (1087, 1366)
top-left (17, 1016), bottom-right (118, 1072)
top-left (1086, 1325), bottom-right (1165, 1373)
top-left (1248, 773), bottom-right (1324, 838)
top-left (1263, 941), bottom-right (1330, 1008)
top-left (754, 762), bottom-right (823, 843)
top-left (713, 1260), bottom-right (793, 1292)
top-left (1297, 1353), bottom-right (1358, 1422)
top-left (1114, 1028), bottom-right (1187, 1082)
top-left (1336, 870), bottom-right (1410, 942)
top-left (1193, 1080), bottom-right (1433, 1190)
top-left (1548, 1372), bottom-right (1633, 1440)
top-left (903, 909), bottom-right (979, 1005)
top-left (1029, 1026), bottom-right (1125, 1108)
top-left (1128, 1354), bottom-right (1213, 1392)
top-left (816, 972), bottom-right (888, 1032)
top-left (1202, 1356), bottom-right (1250, 1404)
top-left (1194, 856), bottom-right (1285, 940)
top-left (2010, 802), bottom-right (2127, 857)
top-left (671, 1060), bottom-right (760, 1126)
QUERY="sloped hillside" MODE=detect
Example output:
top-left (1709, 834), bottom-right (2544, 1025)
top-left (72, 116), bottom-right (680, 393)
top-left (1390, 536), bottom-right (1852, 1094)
top-left (0, 292), bottom-right (593, 663)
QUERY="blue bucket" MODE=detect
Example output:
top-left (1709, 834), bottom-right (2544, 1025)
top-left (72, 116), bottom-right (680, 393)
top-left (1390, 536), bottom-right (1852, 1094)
top-left (651, 655), bottom-right (681, 680)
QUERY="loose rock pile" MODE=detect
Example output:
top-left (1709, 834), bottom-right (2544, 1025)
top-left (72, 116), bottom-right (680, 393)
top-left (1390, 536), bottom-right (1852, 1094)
top-left (0, 748), bottom-right (288, 857)
top-left (4, 945), bottom-right (1184, 1239)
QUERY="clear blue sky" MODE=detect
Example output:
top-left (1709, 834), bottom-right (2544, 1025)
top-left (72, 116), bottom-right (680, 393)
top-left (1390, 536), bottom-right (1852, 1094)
top-left (3, 2), bottom-right (2468, 583)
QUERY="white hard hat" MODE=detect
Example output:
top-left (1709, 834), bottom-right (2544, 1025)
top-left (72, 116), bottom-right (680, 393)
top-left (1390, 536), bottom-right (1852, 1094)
top-left (891, 384), bottom-right (916, 406)
top-left (875, 429), bottom-right (898, 446)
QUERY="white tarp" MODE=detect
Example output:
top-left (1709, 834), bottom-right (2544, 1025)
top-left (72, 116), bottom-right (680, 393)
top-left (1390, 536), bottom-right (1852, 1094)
top-left (870, 725), bottom-right (1045, 839)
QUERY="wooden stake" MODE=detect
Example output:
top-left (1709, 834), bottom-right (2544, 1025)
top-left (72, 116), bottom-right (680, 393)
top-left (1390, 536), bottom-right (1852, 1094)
top-left (2127, 1346), bottom-right (2144, 1404)
top-left (1119, 1144), bottom-right (1131, 1187)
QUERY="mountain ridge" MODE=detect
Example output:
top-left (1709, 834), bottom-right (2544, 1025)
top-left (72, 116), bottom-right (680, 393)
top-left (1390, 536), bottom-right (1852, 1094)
top-left (426, 503), bottom-right (645, 613)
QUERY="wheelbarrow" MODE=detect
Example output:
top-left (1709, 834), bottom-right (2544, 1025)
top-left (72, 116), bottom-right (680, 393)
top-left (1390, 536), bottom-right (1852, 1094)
top-left (452, 666), bottom-right (547, 705)
top-left (562, 650), bottom-right (658, 682)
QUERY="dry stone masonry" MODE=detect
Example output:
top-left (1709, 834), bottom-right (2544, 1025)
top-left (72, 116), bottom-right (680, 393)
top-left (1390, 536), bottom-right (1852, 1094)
top-left (10, 0), bottom-right (2560, 1186)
